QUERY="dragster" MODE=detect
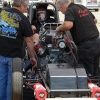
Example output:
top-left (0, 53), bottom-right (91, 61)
top-left (11, 2), bottom-right (100, 100)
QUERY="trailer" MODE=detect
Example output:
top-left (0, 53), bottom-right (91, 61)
top-left (74, 0), bottom-right (100, 11)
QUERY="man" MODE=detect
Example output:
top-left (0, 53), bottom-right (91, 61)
top-left (0, 0), bottom-right (37, 100)
top-left (56, 0), bottom-right (100, 77)
top-left (31, 7), bottom-right (55, 43)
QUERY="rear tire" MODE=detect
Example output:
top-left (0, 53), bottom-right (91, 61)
top-left (11, 58), bottom-right (23, 100)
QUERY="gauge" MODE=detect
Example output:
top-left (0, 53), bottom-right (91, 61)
top-left (58, 41), bottom-right (66, 48)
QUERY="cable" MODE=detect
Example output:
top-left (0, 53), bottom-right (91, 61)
top-left (64, 37), bottom-right (79, 89)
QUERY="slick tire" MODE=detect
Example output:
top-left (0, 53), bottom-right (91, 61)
top-left (11, 58), bottom-right (23, 100)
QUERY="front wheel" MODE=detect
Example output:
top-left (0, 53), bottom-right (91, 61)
top-left (11, 58), bottom-right (23, 100)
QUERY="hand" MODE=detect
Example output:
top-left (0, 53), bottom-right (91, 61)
top-left (31, 25), bottom-right (36, 33)
top-left (30, 57), bottom-right (37, 67)
top-left (56, 26), bottom-right (60, 34)
top-left (56, 28), bottom-right (62, 36)
top-left (56, 26), bottom-right (62, 35)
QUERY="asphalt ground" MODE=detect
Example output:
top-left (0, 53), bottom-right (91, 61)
top-left (23, 88), bottom-right (35, 100)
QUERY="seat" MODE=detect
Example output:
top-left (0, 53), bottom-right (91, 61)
top-left (46, 9), bottom-right (56, 22)
top-left (31, 8), bottom-right (37, 24)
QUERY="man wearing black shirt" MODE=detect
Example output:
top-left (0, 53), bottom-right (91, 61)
top-left (56, 0), bottom-right (100, 77)
top-left (0, 0), bottom-right (37, 100)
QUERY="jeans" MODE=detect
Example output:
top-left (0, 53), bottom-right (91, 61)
top-left (0, 55), bottom-right (12, 100)
top-left (78, 37), bottom-right (100, 76)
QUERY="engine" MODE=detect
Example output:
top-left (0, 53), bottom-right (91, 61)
top-left (34, 23), bottom-right (77, 68)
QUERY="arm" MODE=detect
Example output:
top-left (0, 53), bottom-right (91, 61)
top-left (90, 12), bottom-right (97, 23)
top-left (31, 21), bottom-right (40, 34)
top-left (93, 18), bottom-right (97, 23)
top-left (25, 36), bottom-right (37, 66)
top-left (56, 21), bottom-right (73, 33)
top-left (31, 25), bottom-right (40, 43)
top-left (56, 7), bottom-right (74, 33)
top-left (31, 25), bottom-right (36, 33)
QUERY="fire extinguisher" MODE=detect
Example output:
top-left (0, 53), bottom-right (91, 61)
top-left (88, 82), bottom-right (100, 100)
top-left (33, 83), bottom-right (47, 100)
top-left (34, 42), bottom-right (47, 57)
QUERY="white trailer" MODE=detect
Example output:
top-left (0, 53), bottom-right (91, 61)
top-left (74, 0), bottom-right (99, 11)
